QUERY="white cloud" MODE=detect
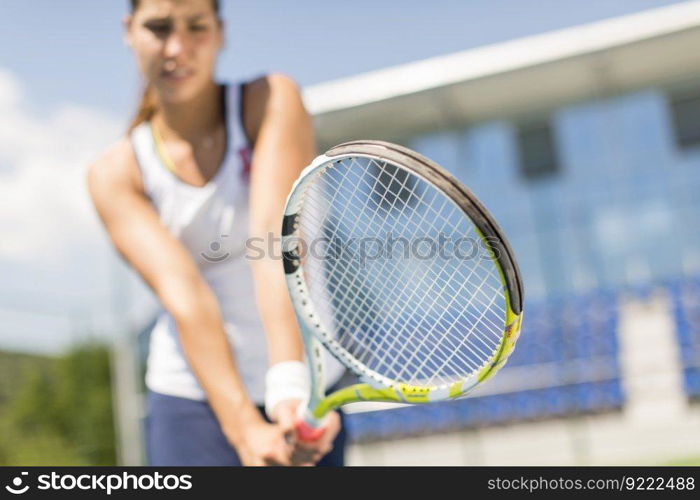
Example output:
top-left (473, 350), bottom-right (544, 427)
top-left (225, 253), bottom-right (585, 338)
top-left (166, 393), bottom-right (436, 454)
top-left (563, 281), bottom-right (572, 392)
top-left (0, 67), bottom-right (123, 262)
top-left (0, 68), bottom-right (158, 353)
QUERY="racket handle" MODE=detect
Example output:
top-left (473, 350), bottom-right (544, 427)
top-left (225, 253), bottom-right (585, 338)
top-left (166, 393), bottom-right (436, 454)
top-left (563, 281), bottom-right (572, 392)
top-left (295, 420), bottom-right (326, 442)
top-left (294, 407), bottom-right (327, 442)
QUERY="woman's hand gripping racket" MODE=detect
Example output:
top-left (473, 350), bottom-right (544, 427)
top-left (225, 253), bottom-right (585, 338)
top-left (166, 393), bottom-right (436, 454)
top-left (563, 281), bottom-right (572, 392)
top-left (281, 141), bottom-right (524, 441)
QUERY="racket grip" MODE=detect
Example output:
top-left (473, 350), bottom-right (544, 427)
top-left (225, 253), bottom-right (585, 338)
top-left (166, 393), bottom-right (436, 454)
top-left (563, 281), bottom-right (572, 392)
top-left (294, 407), bottom-right (327, 442)
top-left (295, 420), bottom-right (326, 442)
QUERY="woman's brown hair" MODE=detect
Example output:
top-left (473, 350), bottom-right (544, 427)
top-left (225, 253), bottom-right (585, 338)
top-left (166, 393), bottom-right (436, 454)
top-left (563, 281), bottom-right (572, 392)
top-left (126, 0), bottom-right (222, 132)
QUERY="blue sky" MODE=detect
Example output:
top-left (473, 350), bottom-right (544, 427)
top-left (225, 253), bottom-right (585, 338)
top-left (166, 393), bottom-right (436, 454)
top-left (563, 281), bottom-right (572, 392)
top-left (0, 0), bottom-right (692, 353)
top-left (0, 0), bottom-right (687, 118)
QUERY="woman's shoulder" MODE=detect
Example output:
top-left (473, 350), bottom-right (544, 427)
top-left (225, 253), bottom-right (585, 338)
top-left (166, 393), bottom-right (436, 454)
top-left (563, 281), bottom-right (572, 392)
top-left (242, 73), bottom-right (301, 95)
top-left (240, 73), bottom-right (308, 145)
top-left (87, 135), bottom-right (143, 195)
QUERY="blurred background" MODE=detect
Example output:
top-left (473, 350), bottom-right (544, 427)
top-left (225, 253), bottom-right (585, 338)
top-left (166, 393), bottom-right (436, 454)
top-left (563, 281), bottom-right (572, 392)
top-left (1, 0), bottom-right (699, 465)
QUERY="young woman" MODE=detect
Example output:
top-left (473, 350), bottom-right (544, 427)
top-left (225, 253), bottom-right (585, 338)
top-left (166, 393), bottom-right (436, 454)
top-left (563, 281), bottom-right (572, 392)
top-left (88, 0), bottom-right (345, 466)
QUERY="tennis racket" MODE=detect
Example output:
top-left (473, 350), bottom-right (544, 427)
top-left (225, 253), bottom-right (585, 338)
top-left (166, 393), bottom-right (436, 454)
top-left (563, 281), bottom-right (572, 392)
top-left (281, 140), bottom-right (523, 441)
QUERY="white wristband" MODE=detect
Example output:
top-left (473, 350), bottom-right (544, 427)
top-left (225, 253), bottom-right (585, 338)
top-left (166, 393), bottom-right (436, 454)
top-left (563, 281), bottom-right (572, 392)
top-left (264, 361), bottom-right (309, 421)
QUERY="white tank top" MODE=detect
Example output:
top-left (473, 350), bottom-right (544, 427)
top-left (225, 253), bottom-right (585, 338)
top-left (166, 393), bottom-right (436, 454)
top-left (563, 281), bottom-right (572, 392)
top-left (131, 81), bottom-right (344, 404)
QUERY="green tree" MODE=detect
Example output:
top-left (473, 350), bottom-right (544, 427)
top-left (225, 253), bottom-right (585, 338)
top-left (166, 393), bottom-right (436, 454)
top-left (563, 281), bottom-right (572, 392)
top-left (0, 343), bottom-right (117, 465)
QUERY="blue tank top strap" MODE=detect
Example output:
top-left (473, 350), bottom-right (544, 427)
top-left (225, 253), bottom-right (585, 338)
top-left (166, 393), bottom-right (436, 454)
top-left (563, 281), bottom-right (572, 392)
top-left (226, 81), bottom-right (253, 182)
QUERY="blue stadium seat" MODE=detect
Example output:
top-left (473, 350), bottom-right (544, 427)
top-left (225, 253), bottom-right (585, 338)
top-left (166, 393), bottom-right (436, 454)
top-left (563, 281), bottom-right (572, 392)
top-left (667, 275), bottom-right (700, 401)
top-left (684, 367), bottom-right (700, 399)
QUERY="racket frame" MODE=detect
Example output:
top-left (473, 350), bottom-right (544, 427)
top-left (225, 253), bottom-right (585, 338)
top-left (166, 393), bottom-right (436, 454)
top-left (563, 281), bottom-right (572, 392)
top-left (282, 141), bottom-right (524, 426)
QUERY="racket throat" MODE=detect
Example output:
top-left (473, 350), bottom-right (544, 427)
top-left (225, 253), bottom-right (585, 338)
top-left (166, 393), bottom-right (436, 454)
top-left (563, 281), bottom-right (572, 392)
top-left (301, 327), bottom-right (326, 402)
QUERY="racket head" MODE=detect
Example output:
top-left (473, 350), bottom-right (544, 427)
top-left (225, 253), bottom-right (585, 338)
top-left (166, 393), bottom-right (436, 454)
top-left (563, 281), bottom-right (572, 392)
top-left (283, 141), bottom-right (523, 417)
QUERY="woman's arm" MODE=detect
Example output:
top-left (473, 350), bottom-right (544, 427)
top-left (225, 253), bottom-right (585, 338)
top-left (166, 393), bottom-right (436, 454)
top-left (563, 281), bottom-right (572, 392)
top-left (87, 139), bottom-right (291, 466)
top-left (245, 74), bottom-right (340, 463)
top-left (246, 74), bottom-right (314, 366)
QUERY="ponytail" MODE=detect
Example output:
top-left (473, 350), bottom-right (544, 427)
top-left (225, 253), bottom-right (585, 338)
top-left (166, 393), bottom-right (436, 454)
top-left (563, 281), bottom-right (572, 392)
top-left (127, 84), bottom-right (158, 133)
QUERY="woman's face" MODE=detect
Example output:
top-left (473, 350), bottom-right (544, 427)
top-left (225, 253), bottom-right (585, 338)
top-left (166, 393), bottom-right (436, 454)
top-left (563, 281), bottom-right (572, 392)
top-left (125, 0), bottom-right (223, 103)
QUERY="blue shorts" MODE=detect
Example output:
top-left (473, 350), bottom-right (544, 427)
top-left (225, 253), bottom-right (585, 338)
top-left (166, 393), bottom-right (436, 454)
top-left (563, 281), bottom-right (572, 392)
top-left (145, 390), bottom-right (346, 466)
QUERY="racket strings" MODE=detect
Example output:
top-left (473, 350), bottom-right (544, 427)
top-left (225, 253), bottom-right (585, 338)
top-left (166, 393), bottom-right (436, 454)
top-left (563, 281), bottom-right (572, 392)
top-left (297, 156), bottom-right (506, 387)
top-left (301, 160), bottom-right (504, 383)
top-left (307, 195), bottom-right (507, 353)
top-left (301, 163), bottom-right (440, 367)
top-left (347, 216), bottom-right (501, 377)
top-left (305, 214), bottom-right (503, 384)
top-left (303, 159), bottom-right (507, 331)
top-left (302, 160), bottom-right (470, 367)
top-left (301, 158), bottom-right (505, 384)
top-left (304, 160), bottom-right (502, 311)
top-left (396, 264), bottom-right (505, 384)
